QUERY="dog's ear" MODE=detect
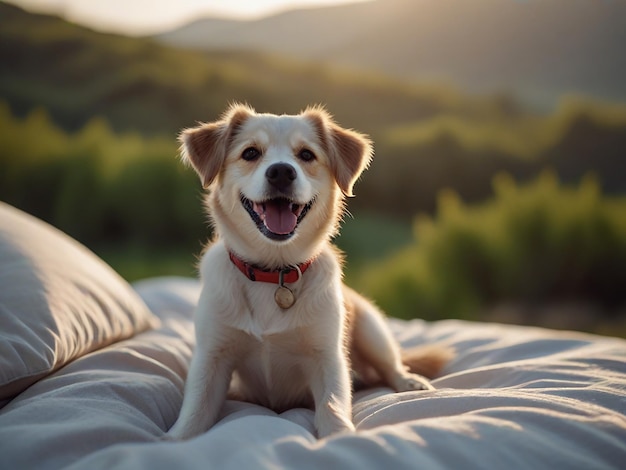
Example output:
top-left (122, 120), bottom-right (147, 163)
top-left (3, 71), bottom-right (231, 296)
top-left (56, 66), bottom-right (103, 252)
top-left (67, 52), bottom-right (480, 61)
top-left (304, 107), bottom-right (373, 197)
top-left (179, 104), bottom-right (253, 188)
top-left (328, 124), bottom-right (373, 197)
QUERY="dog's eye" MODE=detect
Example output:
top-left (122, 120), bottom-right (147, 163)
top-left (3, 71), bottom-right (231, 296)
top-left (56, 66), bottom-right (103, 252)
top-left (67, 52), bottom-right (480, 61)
top-left (242, 147), bottom-right (261, 161)
top-left (298, 149), bottom-right (316, 162)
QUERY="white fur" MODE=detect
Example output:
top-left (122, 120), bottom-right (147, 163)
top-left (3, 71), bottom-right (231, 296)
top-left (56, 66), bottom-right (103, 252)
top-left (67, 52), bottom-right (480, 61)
top-left (167, 105), bottom-right (441, 440)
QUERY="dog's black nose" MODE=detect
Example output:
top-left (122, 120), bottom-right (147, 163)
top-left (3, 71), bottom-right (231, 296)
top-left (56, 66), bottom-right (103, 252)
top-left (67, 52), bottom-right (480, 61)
top-left (266, 163), bottom-right (297, 192)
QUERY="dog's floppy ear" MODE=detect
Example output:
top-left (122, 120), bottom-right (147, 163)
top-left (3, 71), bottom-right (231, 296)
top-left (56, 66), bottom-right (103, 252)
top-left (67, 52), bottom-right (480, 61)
top-left (179, 103), bottom-right (253, 188)
top-left (304, 107), bottom-right (373, 197)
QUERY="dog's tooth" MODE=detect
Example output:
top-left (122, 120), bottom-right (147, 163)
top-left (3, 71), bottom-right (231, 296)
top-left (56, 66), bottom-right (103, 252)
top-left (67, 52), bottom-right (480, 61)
top-left (290, 203), bottom-right (304, 216)
top-left (252, 202), bottom-right (266, 217)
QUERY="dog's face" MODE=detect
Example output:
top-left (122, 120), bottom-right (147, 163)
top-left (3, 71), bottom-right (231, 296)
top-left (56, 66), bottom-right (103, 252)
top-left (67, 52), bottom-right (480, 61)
top-left (180, 104), bottom-right (372, 266)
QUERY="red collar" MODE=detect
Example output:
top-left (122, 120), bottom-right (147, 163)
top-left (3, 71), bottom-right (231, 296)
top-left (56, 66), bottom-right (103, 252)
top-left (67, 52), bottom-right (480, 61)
top-left (228, 252), bottom-right (313, 284)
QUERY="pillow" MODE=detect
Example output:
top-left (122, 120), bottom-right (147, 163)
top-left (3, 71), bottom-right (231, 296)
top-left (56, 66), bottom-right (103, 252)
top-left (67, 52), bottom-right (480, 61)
top-left (0, 202), bottom-right (159, 403)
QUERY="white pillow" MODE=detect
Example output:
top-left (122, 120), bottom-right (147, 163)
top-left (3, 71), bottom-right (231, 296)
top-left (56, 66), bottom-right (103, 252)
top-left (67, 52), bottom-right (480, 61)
top-left (0, 202), bottom-right (159, 402)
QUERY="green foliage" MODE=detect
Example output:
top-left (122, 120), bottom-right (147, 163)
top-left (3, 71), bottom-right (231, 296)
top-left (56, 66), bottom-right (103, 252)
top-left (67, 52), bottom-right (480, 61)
top-left (0, 102), bottom-right (207, 254)
top-left (2, 102), bottom-right (626, 328)
top-left (93, 245), bottom-right (198, 282)
top-left (382, 97), bottom-right (626, 162)
top-left (358, 97), bottom-right (626, 217)
top-left (334, 212), bottom-right (413, 285)
top-left (359, 172), bottom-right (626, 321)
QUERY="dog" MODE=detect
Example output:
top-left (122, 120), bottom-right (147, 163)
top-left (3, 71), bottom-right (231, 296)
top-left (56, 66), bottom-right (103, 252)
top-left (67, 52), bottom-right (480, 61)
top-left (167, 104), bottom-right (451, 439)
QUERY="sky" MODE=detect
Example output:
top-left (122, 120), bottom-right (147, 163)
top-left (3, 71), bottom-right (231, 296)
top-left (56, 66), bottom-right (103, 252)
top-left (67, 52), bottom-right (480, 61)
top-left (5, 0), bottom-right (369, 35)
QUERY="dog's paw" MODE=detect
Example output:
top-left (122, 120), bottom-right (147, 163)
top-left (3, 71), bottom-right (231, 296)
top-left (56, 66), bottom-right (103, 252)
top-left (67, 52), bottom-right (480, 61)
top-left (317, 420), bottom-right (356, 439)
top-left (315, 406), bottom-right (356, 439)
top-left (392, 372), bottom-right (435, 392)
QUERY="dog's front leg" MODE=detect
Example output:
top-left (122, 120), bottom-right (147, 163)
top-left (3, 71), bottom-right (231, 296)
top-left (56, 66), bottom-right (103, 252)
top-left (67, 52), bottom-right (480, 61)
top-left (166, 339), bottom-right (236, 440)
top-left (309, 349), bottom-right (355, 438)
top-left (166, 290), bottom-right (245, 441)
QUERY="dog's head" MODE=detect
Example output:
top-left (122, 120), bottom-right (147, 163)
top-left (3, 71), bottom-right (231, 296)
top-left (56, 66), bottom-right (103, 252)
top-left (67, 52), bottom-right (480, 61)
top-left (179, 103), bottom-right (372, 266)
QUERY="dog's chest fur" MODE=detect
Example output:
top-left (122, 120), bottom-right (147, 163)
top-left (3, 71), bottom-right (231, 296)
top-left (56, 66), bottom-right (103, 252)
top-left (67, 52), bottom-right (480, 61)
top-left (232, 276), bottom-right (335, 409)
top-left (234, 327), bottom-right (317, 410)
top-left (236, 282), bottom-right (306, 338)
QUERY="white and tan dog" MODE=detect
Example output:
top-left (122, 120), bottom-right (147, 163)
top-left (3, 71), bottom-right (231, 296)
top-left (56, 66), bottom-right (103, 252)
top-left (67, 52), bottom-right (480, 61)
top-left (167, 104), bottom-right (450, 439)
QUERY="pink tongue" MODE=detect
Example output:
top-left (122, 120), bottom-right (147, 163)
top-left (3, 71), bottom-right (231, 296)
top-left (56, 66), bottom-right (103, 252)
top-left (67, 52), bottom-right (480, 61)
top-left (264, 200), bottom-right (297, 235)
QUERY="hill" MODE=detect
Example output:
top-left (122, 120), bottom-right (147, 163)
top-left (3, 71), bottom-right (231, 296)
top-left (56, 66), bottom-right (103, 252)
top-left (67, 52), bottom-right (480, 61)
top-left (157, 0), bottom-right (626, 108)
top-left (0, 1), bottom-right (488, 137)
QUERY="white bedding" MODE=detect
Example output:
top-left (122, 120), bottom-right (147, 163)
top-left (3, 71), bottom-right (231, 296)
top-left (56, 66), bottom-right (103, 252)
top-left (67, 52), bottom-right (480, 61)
top-left (1, 202), bottom-right (625, 469)
top-left (0, 277), bottom-right (624, 469)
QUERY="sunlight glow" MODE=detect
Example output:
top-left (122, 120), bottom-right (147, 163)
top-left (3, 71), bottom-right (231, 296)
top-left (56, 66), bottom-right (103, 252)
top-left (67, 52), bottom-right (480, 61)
top-left (5, 0), bottom-right (371, 35)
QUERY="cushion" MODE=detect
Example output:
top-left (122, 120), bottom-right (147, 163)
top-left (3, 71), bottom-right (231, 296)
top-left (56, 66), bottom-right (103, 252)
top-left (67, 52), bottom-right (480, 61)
top-left (0, 202), bottom-right (158, 403)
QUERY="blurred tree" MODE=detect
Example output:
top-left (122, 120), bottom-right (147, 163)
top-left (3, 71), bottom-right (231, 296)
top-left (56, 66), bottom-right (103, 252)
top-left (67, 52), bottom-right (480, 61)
top-left (360, 171), bottom-right (626, 332)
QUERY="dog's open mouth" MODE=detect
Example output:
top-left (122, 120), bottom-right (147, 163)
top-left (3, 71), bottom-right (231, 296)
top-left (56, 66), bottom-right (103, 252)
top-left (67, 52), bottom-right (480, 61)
top-left (241, 195), bottom-right (314, 241)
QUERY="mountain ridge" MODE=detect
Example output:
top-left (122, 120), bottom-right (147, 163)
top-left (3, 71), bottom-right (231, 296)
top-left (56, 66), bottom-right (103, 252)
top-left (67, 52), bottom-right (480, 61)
top-left (157, 0), bottom-right (626, 108)
top-left (0, 1), bottom-right (494, 136)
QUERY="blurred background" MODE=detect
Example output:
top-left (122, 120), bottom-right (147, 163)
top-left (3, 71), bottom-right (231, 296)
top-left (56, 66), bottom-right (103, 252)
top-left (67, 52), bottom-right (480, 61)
top-left (1, 0), bottom-right (625, 336)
